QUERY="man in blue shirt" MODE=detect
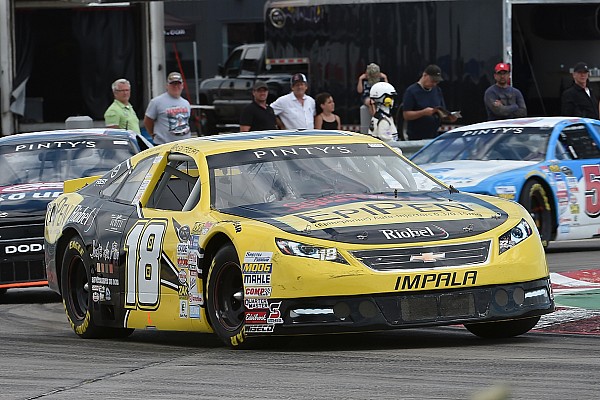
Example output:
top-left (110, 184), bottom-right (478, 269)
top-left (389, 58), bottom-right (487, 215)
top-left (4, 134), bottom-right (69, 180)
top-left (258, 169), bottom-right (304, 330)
top-left (402, 64), bottom-right (457, 140)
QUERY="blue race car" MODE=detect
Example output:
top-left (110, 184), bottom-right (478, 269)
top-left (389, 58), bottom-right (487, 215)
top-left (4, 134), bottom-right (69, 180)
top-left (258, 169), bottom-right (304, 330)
top-left (0, 129), bottom-right (151, 298)
top-left (411, 117), bottom-right (600, 247)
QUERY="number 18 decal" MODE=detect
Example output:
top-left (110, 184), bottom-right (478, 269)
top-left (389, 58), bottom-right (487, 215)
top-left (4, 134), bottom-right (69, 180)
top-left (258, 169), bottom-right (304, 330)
top-left (124, 220), bottom-right (167, 310)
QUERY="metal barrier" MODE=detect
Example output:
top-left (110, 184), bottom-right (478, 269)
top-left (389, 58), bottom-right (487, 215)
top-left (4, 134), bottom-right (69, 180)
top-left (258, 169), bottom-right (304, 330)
top-left (388, 139), bottom-right (432, 158)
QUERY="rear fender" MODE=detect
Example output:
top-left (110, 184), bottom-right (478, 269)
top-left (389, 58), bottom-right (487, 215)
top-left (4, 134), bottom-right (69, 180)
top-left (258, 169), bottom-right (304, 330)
top-left (64, 176), bottom-right (101, 193)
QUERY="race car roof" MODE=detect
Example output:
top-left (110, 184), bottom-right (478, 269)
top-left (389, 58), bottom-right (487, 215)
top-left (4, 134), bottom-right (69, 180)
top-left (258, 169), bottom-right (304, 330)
top-left (0, 129), bottom-right (137, 145)
top-left (147, 129), bottom-right (384, 156)
top-left (448, 116), bottom-right (597, 133)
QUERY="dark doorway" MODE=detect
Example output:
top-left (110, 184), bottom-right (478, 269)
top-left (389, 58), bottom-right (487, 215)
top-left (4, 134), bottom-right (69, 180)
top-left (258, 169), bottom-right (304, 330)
top-left (15, 6), bottom-right (143, 124)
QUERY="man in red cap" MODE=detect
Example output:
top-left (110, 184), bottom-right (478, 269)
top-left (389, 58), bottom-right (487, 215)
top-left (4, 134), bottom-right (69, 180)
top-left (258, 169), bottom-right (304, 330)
top-left (483, 62), bottom-right (527, 121)
top-left (561, 61), bottom-right (599, 119)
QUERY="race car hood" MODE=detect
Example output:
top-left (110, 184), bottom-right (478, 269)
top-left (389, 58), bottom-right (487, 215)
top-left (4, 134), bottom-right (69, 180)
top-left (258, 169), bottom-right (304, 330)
top-left (420, 160), bottom-right (536, 188)
top-left (0, 183), bottom-right (63, 220)
top-left (223, 191), bottom-right (513, 245)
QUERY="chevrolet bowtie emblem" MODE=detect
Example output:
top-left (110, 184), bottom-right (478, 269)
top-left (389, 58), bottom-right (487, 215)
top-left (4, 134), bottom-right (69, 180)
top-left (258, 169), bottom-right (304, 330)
top-left (356, 231), bottom-right (368, 240)
top-left (410, 252), bottom-right (446, 262)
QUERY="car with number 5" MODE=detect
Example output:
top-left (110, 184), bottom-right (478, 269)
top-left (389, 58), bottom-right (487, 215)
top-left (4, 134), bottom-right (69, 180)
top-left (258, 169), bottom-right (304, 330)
top-left (0, 129), bottom-right (151, 299)
top-left (44, 130), bottom-right (554, 348)
top-left (411, 117), bottom-right (600, 248)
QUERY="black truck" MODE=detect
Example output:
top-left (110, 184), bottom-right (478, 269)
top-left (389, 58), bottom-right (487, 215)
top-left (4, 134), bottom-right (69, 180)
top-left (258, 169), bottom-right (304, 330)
top-left (197, 43), bottom-right (309, 134)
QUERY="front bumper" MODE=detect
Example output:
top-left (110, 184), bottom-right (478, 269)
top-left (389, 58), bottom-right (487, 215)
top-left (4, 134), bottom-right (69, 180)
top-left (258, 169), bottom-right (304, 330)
top-left (245, 277), bottom-right (554, 335)
top-left (0, 223), bottom-right (47, 290)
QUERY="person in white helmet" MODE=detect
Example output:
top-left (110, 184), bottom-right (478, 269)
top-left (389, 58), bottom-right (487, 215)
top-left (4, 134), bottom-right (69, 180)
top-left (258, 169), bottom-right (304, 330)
top-left (367, 81), bottom-right (398, 142)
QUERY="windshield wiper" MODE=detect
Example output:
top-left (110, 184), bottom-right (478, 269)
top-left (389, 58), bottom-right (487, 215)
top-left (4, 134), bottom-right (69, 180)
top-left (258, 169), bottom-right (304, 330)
top-left (302, 190), bottom-right (336, 199)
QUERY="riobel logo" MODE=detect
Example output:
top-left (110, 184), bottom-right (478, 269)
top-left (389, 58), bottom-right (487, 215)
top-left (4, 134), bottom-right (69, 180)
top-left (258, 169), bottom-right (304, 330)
top-left (379, 225), bottom-right (449, 240)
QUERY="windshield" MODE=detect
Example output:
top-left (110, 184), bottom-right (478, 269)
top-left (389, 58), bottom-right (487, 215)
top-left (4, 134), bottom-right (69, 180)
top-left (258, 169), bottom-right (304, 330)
top-left (411, 127), bottom-right (552, 164)
top-left (0, 137), bottom-right (136, 186)
top-left (208, 143), bottom-right (445, 209)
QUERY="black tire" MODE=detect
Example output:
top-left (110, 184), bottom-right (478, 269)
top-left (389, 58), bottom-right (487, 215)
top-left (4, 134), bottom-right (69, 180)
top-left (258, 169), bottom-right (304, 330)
top-left (0, 288), bottom-right (6, 298)
top-left (61, 236), bottom-right (133, 339)
top-left (519, 180), bottom-right (553, 248)
top-left (206, 244), bottom-right (249, 349)
top-left (464, 316), bottom-right (540, 339)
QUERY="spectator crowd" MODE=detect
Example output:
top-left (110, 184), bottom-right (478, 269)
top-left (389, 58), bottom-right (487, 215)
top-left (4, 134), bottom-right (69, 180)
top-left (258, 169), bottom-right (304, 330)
top-left (106, 60), bottom-right (600, 143)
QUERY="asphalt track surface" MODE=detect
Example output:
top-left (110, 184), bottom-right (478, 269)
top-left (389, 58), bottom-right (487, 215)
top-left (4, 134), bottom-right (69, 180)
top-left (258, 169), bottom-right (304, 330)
top-left (1, 241), bottom-right (599, 400)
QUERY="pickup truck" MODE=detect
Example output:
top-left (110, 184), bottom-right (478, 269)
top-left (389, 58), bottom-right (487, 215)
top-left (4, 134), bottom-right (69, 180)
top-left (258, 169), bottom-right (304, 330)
top-left (197, 43), bottom-right (309, 134)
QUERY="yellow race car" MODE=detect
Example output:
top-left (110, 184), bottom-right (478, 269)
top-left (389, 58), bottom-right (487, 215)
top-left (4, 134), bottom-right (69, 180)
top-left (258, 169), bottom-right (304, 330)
top-left (44, 130), bottom-right (554, 348)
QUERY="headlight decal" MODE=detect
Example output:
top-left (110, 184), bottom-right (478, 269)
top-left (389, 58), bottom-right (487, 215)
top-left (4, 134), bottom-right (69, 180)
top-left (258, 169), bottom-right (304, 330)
top-left (499, 218), bottom-right (533, 254)
top-left (275, 238), bottom-right (349, 264)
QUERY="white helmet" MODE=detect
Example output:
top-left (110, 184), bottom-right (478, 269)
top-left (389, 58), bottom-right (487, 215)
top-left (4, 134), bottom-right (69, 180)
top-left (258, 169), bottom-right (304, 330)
top-left (369, 82), bottom-right (397, 107)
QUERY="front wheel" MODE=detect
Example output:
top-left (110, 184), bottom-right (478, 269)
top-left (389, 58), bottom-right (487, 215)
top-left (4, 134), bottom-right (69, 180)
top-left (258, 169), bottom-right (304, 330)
top-left (206, 244), bottom-right (250, 348)
top-left (464, 316), bottom-right (540, 339)
top-left (61, 236), bottom-right (133, 339)
top-left (519, 180), bottom-right (553, 248)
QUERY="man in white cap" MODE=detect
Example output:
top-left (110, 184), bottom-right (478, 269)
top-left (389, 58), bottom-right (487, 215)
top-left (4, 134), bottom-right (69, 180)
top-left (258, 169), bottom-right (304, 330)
top-left (144, 71), bottom-right (192, 144)
top-left (271, 73), bottom-right (316, 129)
